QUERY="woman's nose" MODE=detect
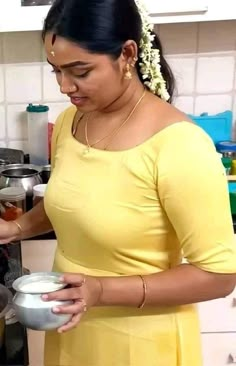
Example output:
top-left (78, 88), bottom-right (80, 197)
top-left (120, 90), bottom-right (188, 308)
top-left (60, 76), bottom-right (77, 94)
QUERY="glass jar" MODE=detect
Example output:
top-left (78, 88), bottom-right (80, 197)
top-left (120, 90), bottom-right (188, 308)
top-left (33, 184), bottom-right (47, 206)
top-left (0, 187), bottom-right (26, 221)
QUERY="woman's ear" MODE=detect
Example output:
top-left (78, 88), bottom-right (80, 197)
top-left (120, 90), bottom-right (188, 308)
top-left (120, 40), bottom-right (138, 65)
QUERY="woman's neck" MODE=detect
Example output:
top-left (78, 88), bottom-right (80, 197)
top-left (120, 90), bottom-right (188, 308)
top-left (97, 78), bottom-right (145, 118)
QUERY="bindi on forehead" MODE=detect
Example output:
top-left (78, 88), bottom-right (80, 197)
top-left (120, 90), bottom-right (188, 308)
top-left (50, 33), bottom-right (57, 57)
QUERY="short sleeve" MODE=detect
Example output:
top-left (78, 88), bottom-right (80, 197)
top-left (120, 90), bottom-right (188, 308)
top-left (50, 110), bottom-right (67, 171)
top-left (50, 107), bottom-right (77, 170)
top-left (157, 123), bottom-right (236, 274)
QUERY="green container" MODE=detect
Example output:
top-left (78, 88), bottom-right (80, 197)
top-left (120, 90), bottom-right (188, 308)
top-left (222, 157), bottom-right (232, 175)
top-left (229, 192), bottom-right (236, 214)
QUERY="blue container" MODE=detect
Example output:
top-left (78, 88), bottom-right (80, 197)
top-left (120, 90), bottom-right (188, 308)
top-left (189, 111), bottom-right (233, 144)
top-left (228, 182), bottom-right (236, 193)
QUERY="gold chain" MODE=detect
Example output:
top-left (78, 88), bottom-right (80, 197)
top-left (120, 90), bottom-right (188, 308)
top-left (85, 89), bottom-right (146, 151)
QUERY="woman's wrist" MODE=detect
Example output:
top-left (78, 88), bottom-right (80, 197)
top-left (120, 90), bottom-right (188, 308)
top-left (95, 275), bottom-right (146, 308)
top-left (95, 277), bottom-right (104, 306)
top-left (10, 220), bottom-right (23, 240)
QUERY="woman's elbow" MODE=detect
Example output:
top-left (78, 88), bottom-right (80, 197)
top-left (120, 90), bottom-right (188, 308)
top-left (214, 273), bottom-right (236, 298)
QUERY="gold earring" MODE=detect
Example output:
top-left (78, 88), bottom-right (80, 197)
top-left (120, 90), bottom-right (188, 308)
top-left (50, 50), bottom-right (55, 57)
top-left (124, 64), bottom-right (132, 80)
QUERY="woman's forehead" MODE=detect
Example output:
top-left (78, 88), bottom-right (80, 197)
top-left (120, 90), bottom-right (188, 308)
top-left (44, 33), bottom-right (104, 66)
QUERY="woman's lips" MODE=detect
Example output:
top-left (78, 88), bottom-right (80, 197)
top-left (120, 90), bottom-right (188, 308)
top-left (70, 97), bottom-right (88, 106)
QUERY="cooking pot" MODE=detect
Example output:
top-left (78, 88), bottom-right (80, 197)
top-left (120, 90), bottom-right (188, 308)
top-left (0, 284), bottom-right (12, 348)
top-left (0, 159), bottom-right (9, 167)
top-left (0, 164), bottom-right (42, 210)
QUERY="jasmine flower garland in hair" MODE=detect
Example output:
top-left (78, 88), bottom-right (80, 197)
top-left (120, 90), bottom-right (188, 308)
top-left (135, 0), bottom-right (170, 101)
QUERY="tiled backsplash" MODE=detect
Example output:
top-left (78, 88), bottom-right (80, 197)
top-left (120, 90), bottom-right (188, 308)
top-left (0, 21), bottom-right (236, 151)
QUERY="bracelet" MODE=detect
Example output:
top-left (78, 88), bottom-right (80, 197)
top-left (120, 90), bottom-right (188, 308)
top-left (138, 275), bottom-right (147, 309)
top-left (96, 278), bottom-right (104, 305)
top-left (12, 220), bottom-right (23, 238)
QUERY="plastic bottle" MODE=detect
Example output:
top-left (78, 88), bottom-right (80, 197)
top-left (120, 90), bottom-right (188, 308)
top-left (26, 104), bottom-right (49, 166)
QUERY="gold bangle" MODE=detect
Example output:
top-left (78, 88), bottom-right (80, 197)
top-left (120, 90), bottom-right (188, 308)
top-left (138, 275), bottom-right (147, 309)
top-left (96, 278), bottom-right (104, 306)
top-left (12, 220), bottom-right (23, 238)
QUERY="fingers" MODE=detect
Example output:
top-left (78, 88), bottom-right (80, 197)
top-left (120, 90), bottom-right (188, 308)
top-left (41, 273), bottom-right (88, 333)
top-left (55, 299), bottom-right (87, 333)
top-left (42, 287), bottom-right (80, 302)
top-left (0, 237), bottom-right (16, 244)
top-left (60, 273), bottom-right (86, 286)
top-left (53, 299), bottom-right (86, 315)
top-left (57, 312), bottom-right (84, 333)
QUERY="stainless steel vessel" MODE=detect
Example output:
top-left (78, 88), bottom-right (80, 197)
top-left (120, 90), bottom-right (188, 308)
top-left (0, 164), bottom-right (42, 195)
top-left (12, 272), bottom-right (73, 331)
top-left (0, 164), bottom-right (42, 209)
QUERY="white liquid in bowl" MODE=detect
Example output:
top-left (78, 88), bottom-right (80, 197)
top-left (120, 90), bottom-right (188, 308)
top-left (20, 281), bottom-right (63, 293)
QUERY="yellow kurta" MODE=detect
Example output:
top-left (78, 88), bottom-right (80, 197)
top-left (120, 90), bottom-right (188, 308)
top-left (44, 106), bottom-right (236, 366)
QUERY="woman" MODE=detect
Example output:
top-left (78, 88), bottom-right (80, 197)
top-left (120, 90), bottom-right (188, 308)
top-left (1, 0), bottom-right (236, 365)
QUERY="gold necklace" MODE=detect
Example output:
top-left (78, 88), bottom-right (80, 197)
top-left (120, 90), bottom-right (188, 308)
top-left (84, 89), bottom-right (146, 154)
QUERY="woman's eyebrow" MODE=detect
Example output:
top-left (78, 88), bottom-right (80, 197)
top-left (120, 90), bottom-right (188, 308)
top-left (47, 59), bottom-right (91, 68)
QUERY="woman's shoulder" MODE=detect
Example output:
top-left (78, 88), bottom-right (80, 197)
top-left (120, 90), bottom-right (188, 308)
top-left (53, 105), bottom-right (77, 138)
top-left (143, 98), bottom-right (214, 154)
top-left (154, 120), bottom-right (213, 148)
top-left (55, 105), bottom-right (77, 127)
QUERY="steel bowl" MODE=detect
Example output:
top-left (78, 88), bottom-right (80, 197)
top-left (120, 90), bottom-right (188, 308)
top-left (12, 272), bottom-right (73, 331)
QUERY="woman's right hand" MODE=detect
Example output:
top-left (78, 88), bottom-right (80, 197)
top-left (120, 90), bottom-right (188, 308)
top-left (0, 219), bottom-right (20, 244)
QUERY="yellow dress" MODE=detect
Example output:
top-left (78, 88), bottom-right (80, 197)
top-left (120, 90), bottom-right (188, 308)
top-left (44, 106), bottom-right (236, 366)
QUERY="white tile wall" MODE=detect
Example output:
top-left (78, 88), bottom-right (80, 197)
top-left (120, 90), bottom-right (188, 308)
top-left (195, 95), bottom-right (233, 115)
top-left (7, 104), bottom-right (28, 139)
top-left (167, 57), bottom-right (196, 95)
top-left (5, 64), bottom-right (42, 103)
top-left (42, 64), bottom-right (69, 102)
top-left (233, 94), bottom-right (236, 121)
top-left (173, 96), bottom-right (195, 114)
top-left (0, 105), bottom-right (6, 139)
top-left (196, 56), bottom-right (235, 94)
top-left (0, 66), bottom-right (5, 102)
top-left (0, 21), bottom-right (235, 149)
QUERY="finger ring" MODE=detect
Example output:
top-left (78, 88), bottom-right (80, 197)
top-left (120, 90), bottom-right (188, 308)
top-left (82, 300), bottom-right (87, 312)
top-left (79, 298), bottom-right (87, 312)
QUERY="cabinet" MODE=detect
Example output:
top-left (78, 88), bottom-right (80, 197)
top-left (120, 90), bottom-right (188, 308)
top-left (198, 288), bottom-right (236, 332)
top-left (198, 285), bottom-right (236, 365)
top-left (202, 333), bottom-right (236, 366)
top-left (145, 0), bottom-right (236, 24)
top-left (0, 0), bottom-right (50, 32)
top-left (0, 0), bottom-right (235, 32)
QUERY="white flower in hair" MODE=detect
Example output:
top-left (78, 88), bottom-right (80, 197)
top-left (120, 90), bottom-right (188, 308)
top-left (135, 0), bottom-right (170, 101)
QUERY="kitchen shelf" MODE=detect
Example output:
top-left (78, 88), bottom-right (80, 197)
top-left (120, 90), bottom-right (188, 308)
top-left (227, 176), bottom-right (236, 181)
top-left (0, 0), bottom-right (236, 32)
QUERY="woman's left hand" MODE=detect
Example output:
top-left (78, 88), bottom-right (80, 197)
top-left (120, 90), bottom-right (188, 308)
top-left (42, 273), bottom-right (102, 333)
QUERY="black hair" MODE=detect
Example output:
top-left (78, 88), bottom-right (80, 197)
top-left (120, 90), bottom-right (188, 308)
top-left (42, 0), bottom-right (175, 102)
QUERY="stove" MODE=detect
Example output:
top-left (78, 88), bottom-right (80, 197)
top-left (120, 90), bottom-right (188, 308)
top-left (0, 321), bottom-right (28, 366)
top-left (0, 148), bottom-right (29, 366)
